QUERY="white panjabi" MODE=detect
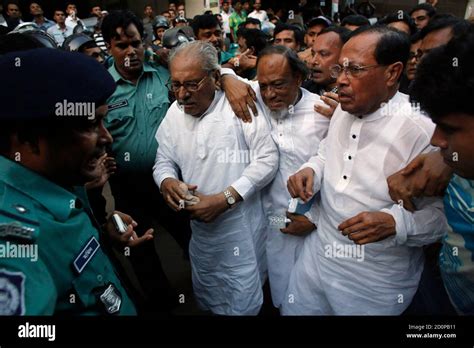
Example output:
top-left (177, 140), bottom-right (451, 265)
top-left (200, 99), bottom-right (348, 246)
top-left (281, 91), bottom-right (448, 315)
top-left (153, 90), bottom-right (279, 315)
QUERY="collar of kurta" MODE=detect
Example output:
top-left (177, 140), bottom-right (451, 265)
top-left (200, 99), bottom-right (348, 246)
top-left (354, 91), bottom-right (402, 122)
top-left (109, 61), bottom-right (154, 84)
top-left (0, 155), bottom-right (86, 222)
top-left (192, 90), bottom-right (222, 119)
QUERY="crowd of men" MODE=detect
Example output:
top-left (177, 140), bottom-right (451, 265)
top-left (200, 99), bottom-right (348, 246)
top-left (0, 0), bottom-right (473, 317)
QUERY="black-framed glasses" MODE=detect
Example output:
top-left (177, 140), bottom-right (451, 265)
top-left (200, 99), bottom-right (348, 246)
top-left (329, 63), bottom-right (384, 79)
top-left (166, 74), bottom-right (209, 93)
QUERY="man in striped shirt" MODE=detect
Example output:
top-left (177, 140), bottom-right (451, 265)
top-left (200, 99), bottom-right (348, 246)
top-left (409, 27), bottom-right (474, 315)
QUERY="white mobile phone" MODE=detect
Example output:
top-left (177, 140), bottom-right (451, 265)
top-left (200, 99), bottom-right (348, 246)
top-left (112, 213), bottom-right (128, 234)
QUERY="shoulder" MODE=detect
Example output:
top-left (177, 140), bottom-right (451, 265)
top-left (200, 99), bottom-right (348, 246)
top-left (0, 183), bottom-right (40, 243)
top-left (393, 92), bottom-right (435, 139)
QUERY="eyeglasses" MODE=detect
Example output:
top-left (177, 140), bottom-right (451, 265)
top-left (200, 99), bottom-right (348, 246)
top-left (329, 63), bottom-right (384, 79)
top-left (167, 74), bottom-right (209, 93)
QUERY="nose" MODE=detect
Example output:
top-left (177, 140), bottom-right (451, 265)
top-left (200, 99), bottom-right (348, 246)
top-left (430, 126), bottom-right (448, 149)
top-left (176, 86), bottom-right (190, 101)
top-left (99, 121), bottom-right (113, 145)
top-left (336, 69), bottom-right (349, 88)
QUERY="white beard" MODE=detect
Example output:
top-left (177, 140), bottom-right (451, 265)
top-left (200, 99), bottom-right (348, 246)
top-left (269, 108), bottom-right (287, 120)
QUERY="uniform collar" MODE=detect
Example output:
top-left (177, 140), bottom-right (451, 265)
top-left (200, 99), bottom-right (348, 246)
top-left (0, 156), bottom-right (84, 222)
top-left (109, 61), bottom-right (153, 84)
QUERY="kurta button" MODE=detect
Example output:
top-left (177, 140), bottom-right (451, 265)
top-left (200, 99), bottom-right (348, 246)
top-left (97, 274), bottom-right (103, 282)
top-left (348, 156), bottom-right (352, 160)
top-left (352, 134), bottom-right (356, 139)
top-left (343, 175), bottom-right (347, 180)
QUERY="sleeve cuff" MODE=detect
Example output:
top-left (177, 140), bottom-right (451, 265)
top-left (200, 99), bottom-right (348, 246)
top-left (231, 176), bottom-right (255, 200)
top-left (380, 205), bottom-right (414, 246)
top-left (220, 68), bottom-right (237, 76)
top-left (156, 174), bottom-right (178, 193)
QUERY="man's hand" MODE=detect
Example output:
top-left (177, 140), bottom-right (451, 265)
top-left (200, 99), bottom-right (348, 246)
top-left (221, 74), bottom-right (258, 123)
top-left (387, 152), bottom-right (452, 212)
top-left (287, 167), bottom-right (315, 202)
top-left (235, 49), bottom-right (257, 72)
top-left (280, 212), bottom-right (316, 236)
top-left (338, 211), bottom-right (396, 245)
top-left (104, 210), bottom-right (154, 247)
top-left (314, 92), bottom-right (339, 119)
top-left (85, 154), bottom-right (116, 190)
top-left (161, 178), bottom-right (198, 211)
top-left (297, 48), bottom-right (313, 65)
top-left (185, 192), bottom-right (229, 223)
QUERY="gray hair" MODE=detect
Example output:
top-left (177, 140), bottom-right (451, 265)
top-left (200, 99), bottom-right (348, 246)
top-left (168, 41), bottom-right (220, 72)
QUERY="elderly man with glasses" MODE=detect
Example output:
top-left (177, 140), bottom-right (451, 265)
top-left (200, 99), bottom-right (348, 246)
top-left (153, 41), bottom-right (278, 315)
top-left (282, 26), bottom-right (448, 315)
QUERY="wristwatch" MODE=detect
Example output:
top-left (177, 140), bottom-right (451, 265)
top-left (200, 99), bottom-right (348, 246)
top-left (223, 189), bottom-right (236, 207)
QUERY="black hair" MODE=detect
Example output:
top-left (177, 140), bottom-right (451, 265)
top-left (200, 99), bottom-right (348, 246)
top-left (318, 26), bottom-right (352, 44)
top-left (237, 28), bottom-right (268, 55)
top-left (341, 14), bottom-right (370, 28)
top-left (379, 11), bottom-right (417, 36)
top-left (410, 27), bottom-right (474, 120)
top-left (245, 17), bottom-right (261, 28)
top-left (410, 30), bottom-right (422, 44)
top-left (419, 14), bottom-right (469, 40)
top-left (409, 3), bottom-right (436, 18)
top-left (350, 25), bottom-right (410, 70)
top-left (101, 10), bottom-right (144, 44)
top-left (257, 45), bottom-right (309, 79)
top-left (190, 14), bottom-right (221, 37)
top-left (273, 23), bottom-right (304, 47)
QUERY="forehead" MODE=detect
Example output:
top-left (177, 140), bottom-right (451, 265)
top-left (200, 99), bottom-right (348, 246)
top-left (199, 26), bottom-right (220, 33)
top-left (411, 9), bottom-right (427, 17)
top-left (7, 4), bottom-right (19, 9)
top-left (275, 30), bottom-right (295, 40)
top-left (170, 55), bottom-right (203, 78)
top-left (114, 24), bottom-right (141, 40)
top-left (307, 24), bottom-right (325, 34)
top-left (314, 31), bottom-right (341, 49)
top-left (257, 54), bottom-right (291, 79)
top-left (340, 32), bottom-right (378, 63)
top-left (421, 27), bottom-right (453, 51)
top-left (54, 10), bottom-right (65, 15)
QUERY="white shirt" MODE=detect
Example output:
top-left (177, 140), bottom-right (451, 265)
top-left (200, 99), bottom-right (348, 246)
top-left (223, 69), bottom-right (330, 308)
top-left (220, 10), bottom-right (232, 34)
top-left (153, 91), bottom-right (279, 315)
top-left (248, 10), bottom-right (268, 23)
top-left (47, 24), bottom-right (73, 46)
top-left (261, 87), bottom-right (329, 308)
top-left (282, 92), bottom-right (448, 315)
top-left (65, 15), bottom-right (82, 29)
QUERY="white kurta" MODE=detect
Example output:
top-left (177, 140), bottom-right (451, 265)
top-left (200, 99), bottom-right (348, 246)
top-left (281, 92), bottom-right (448, 315)
top-left (153, 91), bottom-right (279, 315)
top-left (259, 88), bottom-right (330, 308)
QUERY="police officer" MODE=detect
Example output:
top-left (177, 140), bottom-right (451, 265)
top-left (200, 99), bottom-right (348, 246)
top-left (0, 48), bottom-right (152, 315)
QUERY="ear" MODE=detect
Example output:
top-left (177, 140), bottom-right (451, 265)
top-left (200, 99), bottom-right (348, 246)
top-left (213, 70), bottom-right (222, 90)
top-left (385, 61), bottom-right (404, 87)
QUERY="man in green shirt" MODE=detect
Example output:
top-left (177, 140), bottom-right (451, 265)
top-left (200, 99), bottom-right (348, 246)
top-left (229, 1), bottom-right (247, 43)
top-left (101, 10), bottom-right (191, 313)
top-left (0, 48), bottom-right (151, 315)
